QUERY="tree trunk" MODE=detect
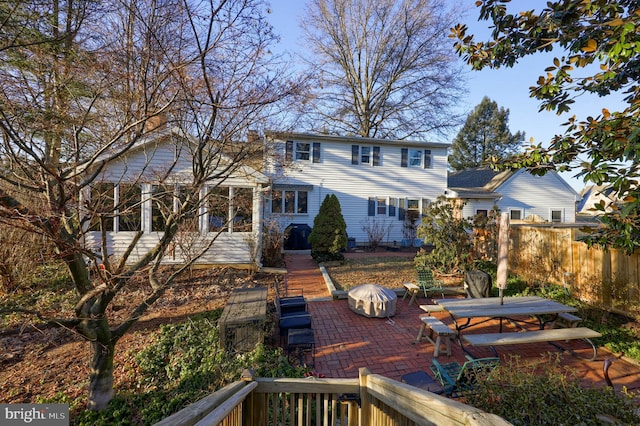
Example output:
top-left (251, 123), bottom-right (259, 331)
top-left (87, 340), bottom-right (115, 411)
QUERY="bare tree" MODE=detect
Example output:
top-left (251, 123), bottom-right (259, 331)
top-left (0, 0), bottom-right (298, 410)
top-left (300, 0), bottom-right (465, 139)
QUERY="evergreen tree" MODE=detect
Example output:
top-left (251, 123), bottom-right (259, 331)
top-left (308, 194), bottom-right (347, 262)
top-left (449, 97), bottom-right (524, 171)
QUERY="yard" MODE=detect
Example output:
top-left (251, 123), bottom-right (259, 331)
top-left (2, 253), bottom-right (640, 424)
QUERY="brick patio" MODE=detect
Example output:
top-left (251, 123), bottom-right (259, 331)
top-left (282, 252), bottom-right (640, 393)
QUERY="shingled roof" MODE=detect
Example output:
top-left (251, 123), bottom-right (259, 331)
top-left (447, 167), bottom-right (514, 198)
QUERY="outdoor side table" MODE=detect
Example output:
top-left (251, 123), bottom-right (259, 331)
top-left (287, 328), bottom-right (315, 365)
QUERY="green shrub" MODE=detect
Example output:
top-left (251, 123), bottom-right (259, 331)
top-left (308, 194), bottom-right (347, 262)
top-left (467, 353), bottom-right (640, 425)
top-left (65, 309), bottom-right (307, 425)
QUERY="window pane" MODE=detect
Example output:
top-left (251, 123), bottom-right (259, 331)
top-left (377, 197), bottom-right (387, 215)
top-left (177, 185), bottom-right (199, 232)
top-left (271, 190), bottom-right (282, 213)
top-left (285, 191), bottom-right (295, 213)
top-left (476, 209), bottom-right (488, 217)
top-left (297, 191), bottom-right (308, 213)
top-left (118, 184), bottom-right (141, 231)
top-left (295, 142), bottom-right (310, 160)
top-left (208, 186), bottom-right (229, 231)
top-left (407, 198), bottom-right (419, 221)
top-left (152, 185), bottom-right (174, 232)
top-left (361, 146), bottom-right (371, 164)
top-left (409, 149), bottom-right (422, 167)
top-left (510, 210), bottom-right (522, 220)
top-left (551, 210), bottom-right (562, 222)
top-left (89, 183), bottom-right (114, 231)
top-left (232, 188), bottom-right (253, 232)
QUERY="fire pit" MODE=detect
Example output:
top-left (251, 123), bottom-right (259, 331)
top-left (348, 284), bottom-right (397, 318)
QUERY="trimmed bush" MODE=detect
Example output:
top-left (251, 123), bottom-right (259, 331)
top-left (308, 194), bottom-right (347, 262)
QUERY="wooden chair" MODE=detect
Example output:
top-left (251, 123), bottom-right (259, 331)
top-left (430, 356), bottom-right (500, 398)
top-left (417, 269), bottom-right (445, 300)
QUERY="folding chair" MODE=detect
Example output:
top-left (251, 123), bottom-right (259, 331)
top-left (417, 269), bottom-right (445, 300)
top-left (430, 356), bottom-right (500, 398)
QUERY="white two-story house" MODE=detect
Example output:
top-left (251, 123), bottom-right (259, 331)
top-left (263, 131), bottom-right (450, 248)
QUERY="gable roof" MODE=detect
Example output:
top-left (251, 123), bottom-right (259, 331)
top-left (446, 167), bottom-right (513, 199)
top-left (447, 167), bottom-right (579, 200)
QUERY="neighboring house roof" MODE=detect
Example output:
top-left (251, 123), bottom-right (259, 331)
top-left (577, 185), bottom-right (618, 215)
top-left (446, 167), bottom-right (512, 200)
top-left (446, 167), bottom-right (579, 200)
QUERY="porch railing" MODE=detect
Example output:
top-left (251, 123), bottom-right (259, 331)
top-left (154, 368), bottom-right (511, 426)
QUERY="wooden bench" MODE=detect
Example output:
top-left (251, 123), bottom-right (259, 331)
top-left (550, 312), bottom-right (582, 329)
top-left (402, 282), bottom-right (420, 305)
top-left (462, 327), bottom-right (602, 361)
top-left (414, 315), bottom-right (455, 357)
top-left (419, 304), bottom-right (445, 313)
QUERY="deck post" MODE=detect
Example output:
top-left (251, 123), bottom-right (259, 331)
top-left (359, 367), bottom-right (371, 426)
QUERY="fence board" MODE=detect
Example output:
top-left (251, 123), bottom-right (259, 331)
top-left (509, 226), bottom-right (640, 317)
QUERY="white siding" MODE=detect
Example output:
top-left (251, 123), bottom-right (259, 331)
top-left (84, 232), bottom-right (255, 265)
top-left (82, 134), bottom-right (266, 266)
top-left (265, 136), bottom-right (449, 245)
top-left (496, 170), bottom-right (577, 223)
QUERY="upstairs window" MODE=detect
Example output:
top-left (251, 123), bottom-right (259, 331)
top-left (509, 209), bottom-right (523, 220)
top-left (295, 142), bottom-right (311, 161)
top-left (408, 149), bottom-right (422, 167)
top-left (351, 145), bottom-right (380, 166)
top-left (286, 141), bottom-right (321, 163)
top-left (551, 209), bottom-right (563, 223)
top-left (401, 148), bottom-right (433, 168)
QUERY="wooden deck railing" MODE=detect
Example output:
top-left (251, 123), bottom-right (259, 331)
top-left (154, 368), bottom-right (511, 426)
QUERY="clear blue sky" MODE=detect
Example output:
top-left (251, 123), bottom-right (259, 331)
top-left (266, 0), bottom-right (626, 192)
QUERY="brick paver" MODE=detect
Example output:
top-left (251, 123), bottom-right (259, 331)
top-left (283, 252), bottom-right (640, 393)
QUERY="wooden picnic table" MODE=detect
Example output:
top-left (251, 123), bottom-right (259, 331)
top-left (436, 296), bottom-right (578, 333)
top-left (434, 296), bottom-right (601, 360)
top-left (219, 287), bottom-right (267, 352)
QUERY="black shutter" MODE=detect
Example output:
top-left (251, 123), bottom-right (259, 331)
top-left (398, 198), bottom-right (406, 221)
top-left (373, 146), bottom-right (380, 166)
top-left (285, 141), bottom-right (293, 162)
top-left (313, 142), bottom-right (321, 163)
top-left (352, 145), bottom-right (359, 164)
top-left (424, 149), bottom-right (431, 168)
top-left (401, 148), bottom-right (408, 168)
top-left (368, 197), bottom-right (375, 216)
top-left (389, 197), bottom-right (396, 217)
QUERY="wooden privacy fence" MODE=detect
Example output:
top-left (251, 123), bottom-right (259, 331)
top-left (509, 225), bottom-right (640, 316)
top-left (154, 368), bottom-right (511, 426)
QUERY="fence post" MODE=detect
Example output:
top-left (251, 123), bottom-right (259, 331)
top-left (359, 367), bottom-right (371, 426)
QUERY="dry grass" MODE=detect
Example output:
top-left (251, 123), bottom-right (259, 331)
top-left (325, 257), bottom-right (416, 290)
